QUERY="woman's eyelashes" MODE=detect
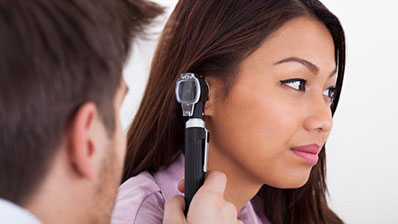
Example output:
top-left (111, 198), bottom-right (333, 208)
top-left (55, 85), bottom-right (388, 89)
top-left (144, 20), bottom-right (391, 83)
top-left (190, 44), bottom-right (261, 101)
top-left (280, 78), bottom-right (306, 91)
top-left (280, 78), bottom-right (336, 101)
top-left (323, 86), bottom-right (337, 101)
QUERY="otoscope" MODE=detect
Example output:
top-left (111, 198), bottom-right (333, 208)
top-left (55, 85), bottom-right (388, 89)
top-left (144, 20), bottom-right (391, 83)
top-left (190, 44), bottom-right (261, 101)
top-left (175, 73), bottom-right (210, 214)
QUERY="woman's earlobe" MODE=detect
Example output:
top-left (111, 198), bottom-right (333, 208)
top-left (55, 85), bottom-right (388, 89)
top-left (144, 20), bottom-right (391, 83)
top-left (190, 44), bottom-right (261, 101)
top-left (204, 76), bottom-right (223, 117)
top-left (204, 79), bottom-right (214, 117)
top-left (205, 99), bottom-right (213, 117)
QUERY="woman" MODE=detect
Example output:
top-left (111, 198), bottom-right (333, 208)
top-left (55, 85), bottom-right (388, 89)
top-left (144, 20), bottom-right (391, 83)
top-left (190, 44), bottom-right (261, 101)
top-left (112, 0), bottom-right (346, 223)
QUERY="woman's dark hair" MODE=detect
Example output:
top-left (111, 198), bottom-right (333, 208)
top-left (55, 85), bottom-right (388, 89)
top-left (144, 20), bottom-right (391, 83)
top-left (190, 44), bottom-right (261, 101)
top-left (123, 0), bottom-right (345, 223)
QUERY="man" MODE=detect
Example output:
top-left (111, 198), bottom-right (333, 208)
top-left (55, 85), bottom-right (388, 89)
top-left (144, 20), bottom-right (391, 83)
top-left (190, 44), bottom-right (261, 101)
top-left (0, 0), bottom-right (240, 223)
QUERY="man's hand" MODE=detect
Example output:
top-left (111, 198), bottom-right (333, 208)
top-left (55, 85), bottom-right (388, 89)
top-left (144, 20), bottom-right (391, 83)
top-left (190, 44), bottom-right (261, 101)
top-left (163, 171), bottom-right (243, 224)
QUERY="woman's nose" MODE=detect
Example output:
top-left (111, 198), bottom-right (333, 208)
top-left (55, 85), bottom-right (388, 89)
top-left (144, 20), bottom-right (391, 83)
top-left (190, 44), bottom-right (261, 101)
top-left (303, 94), bottom-right (333, 133)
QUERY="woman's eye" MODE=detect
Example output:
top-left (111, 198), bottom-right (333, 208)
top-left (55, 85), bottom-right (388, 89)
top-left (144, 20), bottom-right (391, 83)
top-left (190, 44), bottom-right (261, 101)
top-left (280, 79), bottom-right (306, 91)
top-left (323, 86), bottom-right (337, 100)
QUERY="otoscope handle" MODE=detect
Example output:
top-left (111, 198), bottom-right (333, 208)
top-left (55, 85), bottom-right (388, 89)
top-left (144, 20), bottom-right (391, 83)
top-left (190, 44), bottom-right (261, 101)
top-left (184, 123), bottom-right (208, 214)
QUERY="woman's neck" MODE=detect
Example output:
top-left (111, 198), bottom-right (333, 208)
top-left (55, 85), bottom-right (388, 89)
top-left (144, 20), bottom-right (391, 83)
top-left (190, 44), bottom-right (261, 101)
top-left (207, 146), bottom-right (263, 211)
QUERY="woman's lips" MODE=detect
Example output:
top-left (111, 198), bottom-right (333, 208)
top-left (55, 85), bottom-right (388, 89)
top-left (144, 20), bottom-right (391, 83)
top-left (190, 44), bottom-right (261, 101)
top-left (290, 144), bottom-right (321, 166)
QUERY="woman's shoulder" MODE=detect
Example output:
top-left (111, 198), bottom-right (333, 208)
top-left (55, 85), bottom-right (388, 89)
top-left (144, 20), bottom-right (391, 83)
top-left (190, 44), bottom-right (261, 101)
top-left (111, 171), bottom-right (165, 224)
top-left (117, 171), bottom-right (163, 203)
top-left (111, 154), bottom-right (185, 224)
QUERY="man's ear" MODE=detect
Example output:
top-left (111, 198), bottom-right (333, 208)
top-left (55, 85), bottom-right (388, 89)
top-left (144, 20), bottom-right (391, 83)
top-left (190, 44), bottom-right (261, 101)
top-left (66, 102), bottom-right (99, 181)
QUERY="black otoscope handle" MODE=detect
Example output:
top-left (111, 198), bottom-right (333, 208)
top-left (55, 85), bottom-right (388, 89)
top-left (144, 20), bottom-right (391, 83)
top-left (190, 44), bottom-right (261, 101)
top-left (184, 124), bottom-right (208, 214)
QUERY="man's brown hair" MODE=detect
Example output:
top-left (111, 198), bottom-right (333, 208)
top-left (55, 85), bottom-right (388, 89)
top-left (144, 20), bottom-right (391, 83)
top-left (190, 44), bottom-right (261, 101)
top-left (0, 0), bottom-right (162, 205)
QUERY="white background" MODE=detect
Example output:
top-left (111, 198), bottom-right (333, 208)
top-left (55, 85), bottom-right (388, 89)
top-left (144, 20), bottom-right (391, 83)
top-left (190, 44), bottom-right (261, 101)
top-left (120, 1), bottom-right (398, 223)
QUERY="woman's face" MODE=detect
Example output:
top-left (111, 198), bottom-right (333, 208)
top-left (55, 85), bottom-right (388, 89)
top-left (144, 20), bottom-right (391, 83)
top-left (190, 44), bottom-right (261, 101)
top-left (206, 17), bottom-right (337, 188)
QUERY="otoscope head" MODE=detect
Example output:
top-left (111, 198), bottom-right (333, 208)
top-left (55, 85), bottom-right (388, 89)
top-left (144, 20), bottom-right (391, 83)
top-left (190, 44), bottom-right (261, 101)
top-left (176, 73), bottom-right (209, 119)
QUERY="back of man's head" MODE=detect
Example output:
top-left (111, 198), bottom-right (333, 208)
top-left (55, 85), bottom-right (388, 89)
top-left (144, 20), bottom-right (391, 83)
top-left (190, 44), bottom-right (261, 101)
top-left (0, 0), bottom-right (162, 212)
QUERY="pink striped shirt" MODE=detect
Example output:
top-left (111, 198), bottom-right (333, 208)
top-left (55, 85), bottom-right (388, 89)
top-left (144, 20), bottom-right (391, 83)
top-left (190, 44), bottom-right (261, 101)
top-left (111, 154), bottom-right (270, 224)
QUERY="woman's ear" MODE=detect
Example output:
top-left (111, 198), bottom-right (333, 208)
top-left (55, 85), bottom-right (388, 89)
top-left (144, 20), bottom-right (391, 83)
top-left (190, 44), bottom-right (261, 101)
top-left (204, 77), bottom-right (221, 117)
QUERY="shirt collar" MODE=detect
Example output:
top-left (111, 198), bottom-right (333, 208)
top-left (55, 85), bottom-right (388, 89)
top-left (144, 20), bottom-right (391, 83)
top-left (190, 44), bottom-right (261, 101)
top-left (0, 198), bottom-right (42, 224)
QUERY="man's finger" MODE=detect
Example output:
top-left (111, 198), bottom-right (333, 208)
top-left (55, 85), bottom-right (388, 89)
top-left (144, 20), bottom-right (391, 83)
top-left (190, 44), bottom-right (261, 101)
top-left (200, 171), bottom-right (227, 195)
top-left (178, 179), bottom-right (185, 193)
top-left (163, 195), bottom-right (187, 224)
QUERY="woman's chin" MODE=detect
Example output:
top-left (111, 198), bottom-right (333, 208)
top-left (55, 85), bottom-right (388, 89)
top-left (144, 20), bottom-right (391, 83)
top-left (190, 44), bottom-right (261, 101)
top-left (264, 172), bottom-right (311, 189)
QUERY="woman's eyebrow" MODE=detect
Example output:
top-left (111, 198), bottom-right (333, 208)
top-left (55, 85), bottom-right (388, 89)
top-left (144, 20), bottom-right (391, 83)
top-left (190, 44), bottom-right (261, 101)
top-left (274, 57), bottom-right (337, 77)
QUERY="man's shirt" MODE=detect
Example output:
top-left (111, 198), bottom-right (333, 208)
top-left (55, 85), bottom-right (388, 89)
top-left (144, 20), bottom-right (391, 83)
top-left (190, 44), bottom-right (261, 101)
top-left (0, 198), bottom-right (42, 224)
